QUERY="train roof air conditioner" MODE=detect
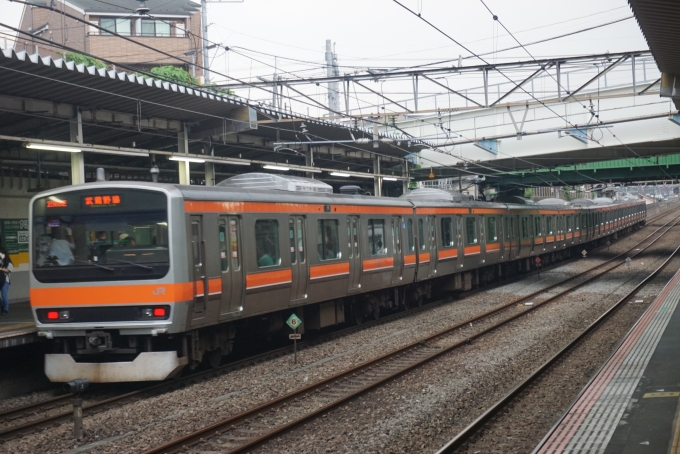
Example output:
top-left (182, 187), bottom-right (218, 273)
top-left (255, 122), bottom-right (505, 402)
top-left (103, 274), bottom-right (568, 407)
top-left (217, 172), bottom-right (333, 194)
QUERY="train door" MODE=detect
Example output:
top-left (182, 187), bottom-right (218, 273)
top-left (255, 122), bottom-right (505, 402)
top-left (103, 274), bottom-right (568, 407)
top-left (456, 215), bottom-right (464, 265)
top-left (190, 215), bottom-right (207, 318)
top-left (428, 215), bottom-right (438, 278)
top-left (391, 216), bottom-right (404, 284)
top-left (218, 216), bottom-right (244, 315)
top-left (479, 216), bottom-right (486, 263)
top-left (289, 216), bottom-right (308, 302)
top-left (347, 215), bottom-right (361, 291)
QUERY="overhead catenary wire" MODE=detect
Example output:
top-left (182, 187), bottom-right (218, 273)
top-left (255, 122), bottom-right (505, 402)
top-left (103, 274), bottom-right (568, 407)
top-left (476, 0), bottom-right (675, 182)
top-left (4, 1), bottom-right (443, 155)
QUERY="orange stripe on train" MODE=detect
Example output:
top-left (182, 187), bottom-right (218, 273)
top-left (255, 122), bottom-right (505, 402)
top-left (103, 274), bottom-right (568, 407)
top-left (185, 201), bottom-right (411, 215)
top-left (438, 249), bottom-right (458, 260)
top-left (363, 257), bottom-right (394, 271)
top-left (464, 245), bottom-right (481, 255)
top-left (309, 262), bottom-right (350, 279)
top-left (246, 269), bottom-right (293, 289)
top-left (404, 254), bottom-right (417, 265)
top-left (31, 282), bottom-right (194, 307)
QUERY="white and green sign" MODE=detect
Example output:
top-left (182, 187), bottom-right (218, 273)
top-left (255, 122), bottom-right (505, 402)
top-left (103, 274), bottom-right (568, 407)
top-left (286, 313), bottom-right (302, 331)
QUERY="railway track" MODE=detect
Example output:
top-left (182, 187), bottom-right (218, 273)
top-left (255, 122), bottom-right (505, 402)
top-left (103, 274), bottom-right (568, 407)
top-left (142, 214), bottom-right (680, 453)
top-left (0, 208), bottom-right (673, 446)
top-left (434, 225), bottom-right (680, 453)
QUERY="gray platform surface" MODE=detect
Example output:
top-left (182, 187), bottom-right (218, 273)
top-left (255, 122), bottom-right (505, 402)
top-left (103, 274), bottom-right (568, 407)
top-left (535, 267), bottom-right (680, 454)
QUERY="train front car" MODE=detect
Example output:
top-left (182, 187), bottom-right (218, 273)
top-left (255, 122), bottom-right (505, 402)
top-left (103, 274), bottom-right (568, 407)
top-left (30, 183), bottom-right (188, 383)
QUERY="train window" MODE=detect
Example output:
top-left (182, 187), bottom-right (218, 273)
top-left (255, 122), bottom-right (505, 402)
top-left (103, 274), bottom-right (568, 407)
top-left (289, 220), bottom-right (296, 265)
top-left (441, 217), bottom-right (454, 247)
top-left (230, 219), bottom-right (240, 270)
top-left (191, 221), bottom-right (201, 267)
top-left (504, 217), bottom-right (509, 240)
top-left (547, 217), bottom-right (553, 235)
top-left (255, 220), bottom-right (280, 268)
top-left (534, 217), bottom-right (541, 236)
top-left (353, 218), bottom-right (359, 257)
top-left (368, 219), bottom-right (388, 256)
top-left (521, 217), bottom-right (529, 238)
top-left (429, 219), bottom-right (436, 246)
top-left (407, 219), bottom-right (415, 252)
top-left (487, 217), bottom-right (497, 241)
top-left (418, 219), bottom-right (426, 251)
top-left (297, 219), bottom-right (305, 263)
top-left (466, 218), bottom-right (477, 245)
top-left (317, 219), bottom-right (340, 261)
top-left (566, 216), bottom-right (572, 232)
top-left (219, 219), bottom-right (229, 272)
top-left (347, 219), bottom-right (352, 258)
top-left (392, 219), bottom-right (401, 254)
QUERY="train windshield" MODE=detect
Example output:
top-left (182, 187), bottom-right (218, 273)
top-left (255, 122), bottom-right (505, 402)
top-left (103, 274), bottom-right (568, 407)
top-left (32, 189), bottom-right (170, 283)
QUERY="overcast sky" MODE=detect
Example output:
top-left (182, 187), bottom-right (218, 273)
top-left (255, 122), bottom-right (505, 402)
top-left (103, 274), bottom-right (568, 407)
top-left (0, 0), bottom-right (650, 112)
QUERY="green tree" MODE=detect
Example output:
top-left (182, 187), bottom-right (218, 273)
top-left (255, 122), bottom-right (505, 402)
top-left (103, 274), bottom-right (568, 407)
top-left (63, 52), bottom-right (106, 69)
top-left (562, 186), bottom-right (572, 201)
top-left (148, 66), bottom-right (198, 86)
top-left (524, 187), bottom-right (534, 199)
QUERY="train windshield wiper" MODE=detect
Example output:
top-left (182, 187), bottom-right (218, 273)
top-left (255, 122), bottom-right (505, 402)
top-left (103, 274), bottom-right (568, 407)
top-left (73, 260), bottom-right (115, 271)
top-left (107, 259), bottom-right (153, 270)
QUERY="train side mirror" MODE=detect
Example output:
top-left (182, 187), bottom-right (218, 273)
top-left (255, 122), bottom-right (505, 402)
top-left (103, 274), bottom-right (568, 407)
top-left (64, 378), bottom-right (90, 394)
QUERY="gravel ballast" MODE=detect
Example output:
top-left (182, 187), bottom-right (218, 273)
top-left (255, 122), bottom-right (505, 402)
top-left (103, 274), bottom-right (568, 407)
top-left (0, 212), bottom-right (677, 454)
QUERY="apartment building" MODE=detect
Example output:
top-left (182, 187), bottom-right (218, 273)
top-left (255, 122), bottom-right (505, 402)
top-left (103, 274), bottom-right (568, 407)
top-left (16, 0), bottom-right (203, 77)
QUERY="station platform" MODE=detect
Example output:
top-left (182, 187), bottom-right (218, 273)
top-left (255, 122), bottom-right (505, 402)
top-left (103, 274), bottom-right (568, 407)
top-left (535, 267), bottom-right (680, 454)
top-left (0, 300), bottom-right (39, 349)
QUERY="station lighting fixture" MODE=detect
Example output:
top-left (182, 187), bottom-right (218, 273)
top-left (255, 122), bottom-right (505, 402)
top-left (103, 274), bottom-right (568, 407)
top-left (89, 149), bottom-right (149, 157)
top-left (169, 156), bottom-right (206, 163)
top-left (26, 143), bottom-right (82, 153)
top-left (263, 164), bottom-right (290, 171)
top-left (382, 177), bottom-right (398, 181)
top-left (208, 158), bottom-right (251, 167)
top-left (330, 172), bottom-right (350, 177)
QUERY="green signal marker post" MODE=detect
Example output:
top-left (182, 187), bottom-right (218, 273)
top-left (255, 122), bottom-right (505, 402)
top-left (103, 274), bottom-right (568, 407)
top-left (287, 313), bottom-right (302, 363)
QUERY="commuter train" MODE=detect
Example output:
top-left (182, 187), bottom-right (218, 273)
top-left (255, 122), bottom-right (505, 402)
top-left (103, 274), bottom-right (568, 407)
top-left (29, 173), bottom-right (647, 382)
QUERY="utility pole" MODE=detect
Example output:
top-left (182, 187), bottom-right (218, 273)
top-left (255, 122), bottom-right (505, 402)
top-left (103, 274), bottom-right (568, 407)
top-left (201, 0), bottom-right (210, 83)
top-left (325, 40), bottom-right (340, 116)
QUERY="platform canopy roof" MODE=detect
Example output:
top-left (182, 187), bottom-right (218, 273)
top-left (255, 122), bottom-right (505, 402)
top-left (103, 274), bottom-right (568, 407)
top-left (0, 48), bottom-right (420, 186)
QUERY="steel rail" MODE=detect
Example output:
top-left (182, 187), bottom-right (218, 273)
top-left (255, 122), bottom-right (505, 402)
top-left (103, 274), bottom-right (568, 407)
top-left (143, 214), bottom-right (679, 454)
top-left (0, 207), bottom-right (670, 444)
top-left (435, 231), bottom-right (680, 453)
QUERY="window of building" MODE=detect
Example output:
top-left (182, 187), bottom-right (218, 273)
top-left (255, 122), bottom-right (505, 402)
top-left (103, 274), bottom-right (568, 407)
top-left (101, 17), bottom-right (131, 36)
top-left (441, 217), bottom-right (454, 247)
top-left (407, 219), bottom-right (415, 252)
top-left (466, 218), bottom-right (477, 245)
top-left (487, 216), bottom-right (497, 241)
top-left (368, 219), bottom-right (387, 256)
top-left (255, 220), bottom-right (280, 268)
top-left (317, 219), bottom-right (339, 261)
top-left (140, 19), bottom-right (171, 37)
